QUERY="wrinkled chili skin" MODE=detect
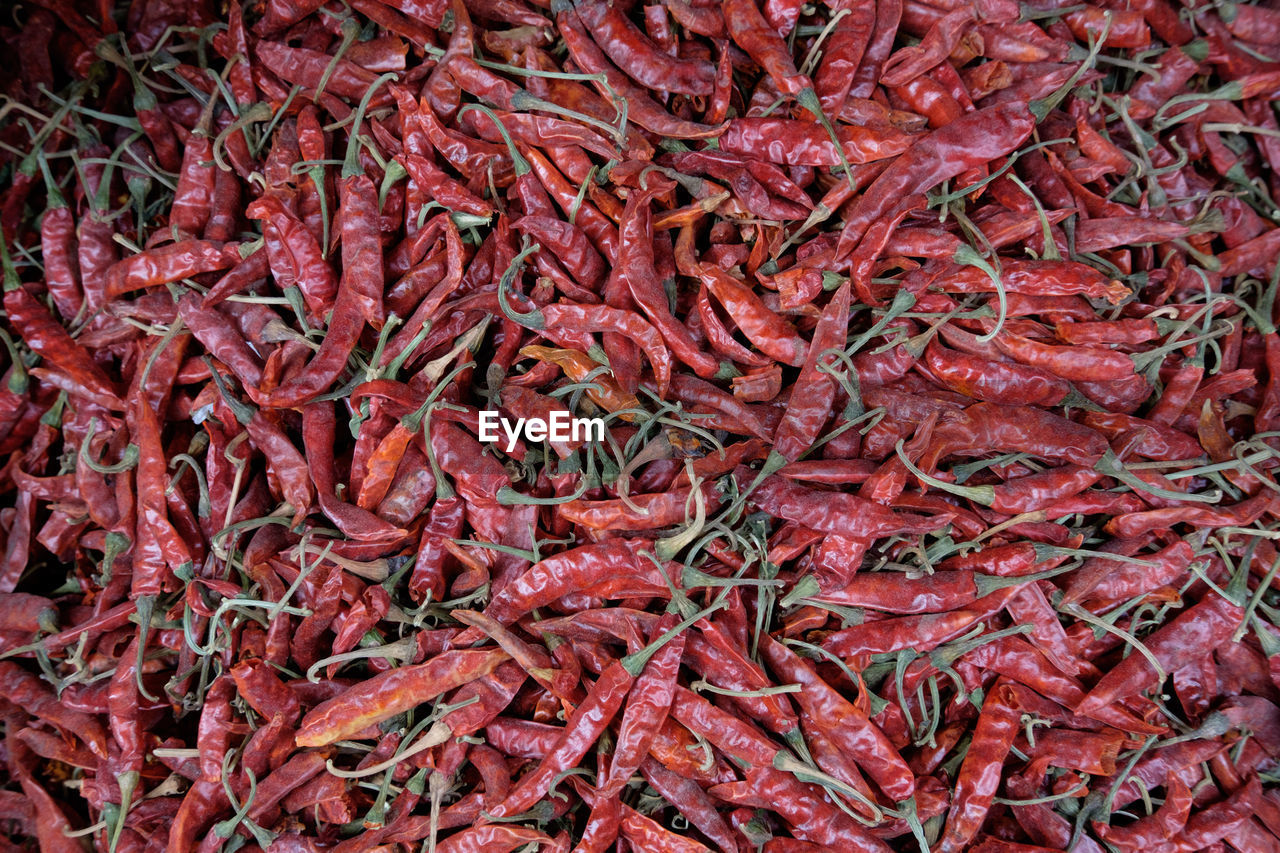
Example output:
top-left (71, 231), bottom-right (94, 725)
top-left (760, 633), bottom-right (915, 801)
top-left (295, 649), bottom-right (510, 746)
top-left (1078, 592), bottom-right (1244, 715)
top-left (489, 659), bottom-right (633, 818)
top-left (937, 683), bottom-right (1023, 852)
top-left (104, 240), bottom-right (243, 297)
top-left (922, 339), bottom-right (1072, 406)
top-left (4, 287), bottom-right (122, 408)
top-left (719, 118), bottom-right (914, 167)
top-left (574, 0), bottom-right (715, 95)
top-left (773, 281), bottom-right (850, 460)
top-left (836, 102), bottom-right (1038, 262)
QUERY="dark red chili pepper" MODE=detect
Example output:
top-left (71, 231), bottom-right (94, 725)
top-left (4, 287), bottom-right (121, 409)
top-left (555, 0), bottom-right (724, 138)
top-left (500, 265), bottom-right (673, 397)
top-left (104, 240), bottom-right (243, 297)
top-left (295, 648), bottom-right (510, 746)
top-left (760, 633), bottom-right (915, 801)
top-left (1077, 592), bottom-right (1244, 716)
top-left (719, 118), bottom-right (914, 167)
top-left (835, 102), bottom-right (1036, 262)
top-left (575, 0), bottom-right (714, 95)
top-left (773, 281), bottom-right (851, 461)
top-left (934, 681), bottom-right (1022, 852)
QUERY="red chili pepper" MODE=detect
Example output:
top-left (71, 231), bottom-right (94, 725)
top-left (772, 282), bottom-right (853, 460)
top-left (617, 188), bottom-right (723, 380)
top-left (711, 765), bottom-right (894, 851)
top-left (574, 0), bottom-right (714, 95)
top-left (295, 648), bottom-right (510, 746)
top-left (719, 117), bottom-right (914, 167)
top-left (555, 1), bottom-right (723, 138)
top-left (104, 240), bottom-right (243, 297)
top-left (500, 262), bottom-right (674, 398)
top-left (836, 102), bottom-right (1036, 262)
top-left (934, 681), bottom-right (1022, 852)
top-left (436, 826), bottom-right (553, 853)
top-left (1078, 592), bottom-right (1245, 716)
top-left (760, 633), bottom-right (915, 801)
top-left (4, 287), bottom-right (122, 409)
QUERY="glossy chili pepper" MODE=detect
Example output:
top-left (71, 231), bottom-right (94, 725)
top-left (711, 764), bottom-right (894, 851)
top-left (104, 240), bottom-right (242, 297)
top-left (922, 339), bottom-right (1074, 407)
top-left (823, 607), bottom-right (989, 657)
top-left (4, 287), bottom-right (122, 409)
top-left (574, 0), bottom-right (714, 95)
top-left (36, 169), bottom-right (82, 323)
top-left (677, 228), bottom-right (807, 367)
top-left (616, 185), bottom-right (721, 380)
top-left (760, 633), bottom-right (915, 801)
top-left (295, 648), bottom-right (510, 746)
top-left (500, 270), bottom-right (673, 398)
top-left (488, 614), bottom-right (700, 819)
top-left (934, 681), bottom-right (1022, 852)
top-left (719, 118), bottom-right (913, 167)
top-left (559, 483), bottom-right (722, 531)
top-left (592, 614), bottom-right (684, 800)
top-left (1078, 592), bottom-right (1244, 715)
top-left (554, 0), bottom-right (723, 138)
top-left (773, 282), bottom-right (852, 461)
top-left (683, 632), bottom-right (801, 740)
top-left (740, 466), bottom-right (950, 539)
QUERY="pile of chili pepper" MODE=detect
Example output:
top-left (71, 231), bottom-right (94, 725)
top-left (1, 0), bottom-right (1280, 849)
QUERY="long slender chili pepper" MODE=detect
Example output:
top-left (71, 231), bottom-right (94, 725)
top-left (760, 633), bottom-right (915, 801)
top-left (936, 681), bottom-right (1023, 853)
top-left (295, 649), bottom-right (510, 746)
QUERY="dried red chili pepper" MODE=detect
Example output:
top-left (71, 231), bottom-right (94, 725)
top-left (295, 648), bottom-right (510, 746)
top-left (1077, 592), bottom-right (1245, 715)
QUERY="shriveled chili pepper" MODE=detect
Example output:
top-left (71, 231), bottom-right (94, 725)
top-left (760, 633), bottom-right (915, 801)
top-left (1077, 591), bottom-right (1244, 716)
top-left (719, 117), bottom-right (914, 167)
top-left (295, 648), bottom-right (510, 746)
top-left (4, 286), bottom-right (122, 409)
top-left (499, 250), bottom-right (674, 396)
top-left (104, 240), bottom-right (243, 297)
top-left (554, 0), bottom-right (724, 139)
top-left (490, 607), bottom-right (709, 818)
top-left (574, 0), bottom-right (715, 95)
